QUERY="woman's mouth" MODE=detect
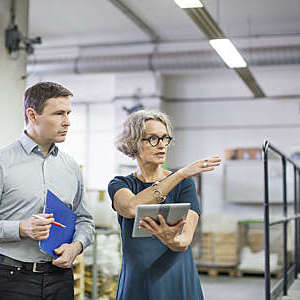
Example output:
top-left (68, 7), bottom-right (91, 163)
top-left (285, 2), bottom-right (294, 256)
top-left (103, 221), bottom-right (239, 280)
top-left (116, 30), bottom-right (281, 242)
top-left (155, 152), bottom-right (165, 157)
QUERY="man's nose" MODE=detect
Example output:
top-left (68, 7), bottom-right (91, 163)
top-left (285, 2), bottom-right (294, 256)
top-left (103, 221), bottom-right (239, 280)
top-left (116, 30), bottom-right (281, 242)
top-left (63, 115), bottom-right (70, 126)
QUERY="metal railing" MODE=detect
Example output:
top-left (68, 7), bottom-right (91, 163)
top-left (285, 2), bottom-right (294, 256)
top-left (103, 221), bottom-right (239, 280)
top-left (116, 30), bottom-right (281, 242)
top-left (263, 141), bottom-right (300, 300)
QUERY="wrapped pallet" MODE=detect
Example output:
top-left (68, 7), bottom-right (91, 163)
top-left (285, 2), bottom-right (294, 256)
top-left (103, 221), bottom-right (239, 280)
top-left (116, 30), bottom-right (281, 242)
top-left (195, 215), bottom-right (240, 267)
top-left (84, 231), bottom-right (121, 300)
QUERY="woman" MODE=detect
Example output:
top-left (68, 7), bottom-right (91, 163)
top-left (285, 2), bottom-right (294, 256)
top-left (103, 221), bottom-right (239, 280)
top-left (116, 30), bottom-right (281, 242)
top-left (108, 110), bottom-right (221, 300)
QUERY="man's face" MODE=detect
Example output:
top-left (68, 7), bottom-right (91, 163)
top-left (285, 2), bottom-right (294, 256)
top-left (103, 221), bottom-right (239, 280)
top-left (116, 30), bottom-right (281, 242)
top-left (34, 96), bottom-right (72, 144)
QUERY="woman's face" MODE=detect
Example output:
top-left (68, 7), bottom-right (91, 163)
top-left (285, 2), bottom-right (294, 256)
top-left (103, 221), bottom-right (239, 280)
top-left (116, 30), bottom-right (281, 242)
top-left (137, 120), bottom-right (171, 165)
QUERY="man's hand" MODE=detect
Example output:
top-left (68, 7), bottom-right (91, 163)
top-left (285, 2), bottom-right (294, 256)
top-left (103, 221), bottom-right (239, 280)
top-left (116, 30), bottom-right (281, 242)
top-left (19, 214), bottom-right (54, 240)
top-left (52, 241), bottom-right (83, 268)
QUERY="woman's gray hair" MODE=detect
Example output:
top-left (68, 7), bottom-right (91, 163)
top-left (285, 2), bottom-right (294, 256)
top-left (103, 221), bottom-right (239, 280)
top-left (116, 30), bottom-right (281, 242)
top-left (115, 110), bottom-right (173, 158)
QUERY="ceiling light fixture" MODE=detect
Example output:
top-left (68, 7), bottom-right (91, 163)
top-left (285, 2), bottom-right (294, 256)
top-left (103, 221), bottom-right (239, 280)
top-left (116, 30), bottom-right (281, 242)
top-left (209, 39), bottom-right (247, 68)
top-left (174, 0), bottom-right (203, 9)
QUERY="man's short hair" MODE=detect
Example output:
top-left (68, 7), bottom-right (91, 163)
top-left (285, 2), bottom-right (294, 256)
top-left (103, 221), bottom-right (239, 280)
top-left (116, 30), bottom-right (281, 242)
top-left (24, 82), bottom-right (73, 124)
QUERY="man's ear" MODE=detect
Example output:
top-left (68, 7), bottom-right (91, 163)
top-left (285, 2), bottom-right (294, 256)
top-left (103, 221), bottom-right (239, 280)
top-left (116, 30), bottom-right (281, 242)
top-left (26, 108), bottom-right (38, 124)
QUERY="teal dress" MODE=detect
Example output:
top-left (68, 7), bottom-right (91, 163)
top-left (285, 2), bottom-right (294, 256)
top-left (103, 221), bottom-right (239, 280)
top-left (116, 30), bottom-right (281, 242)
top-left (108, 174), bottom-right (204, 300)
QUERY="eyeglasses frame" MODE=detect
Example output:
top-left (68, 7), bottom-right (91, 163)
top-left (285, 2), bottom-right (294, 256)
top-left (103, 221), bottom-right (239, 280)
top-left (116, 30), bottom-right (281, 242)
top-left (141, 135), bottom-right (173, 147)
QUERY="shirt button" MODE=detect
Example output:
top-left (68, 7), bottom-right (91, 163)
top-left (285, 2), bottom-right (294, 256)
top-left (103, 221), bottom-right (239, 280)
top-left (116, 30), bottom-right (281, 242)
top-left (10, 271), bottom-right (14, 275)
top-left (17, 267), bottom-right (21, 271)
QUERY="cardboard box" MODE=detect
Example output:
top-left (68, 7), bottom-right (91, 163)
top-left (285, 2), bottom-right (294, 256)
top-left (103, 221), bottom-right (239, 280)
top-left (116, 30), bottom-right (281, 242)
top-left (225, 148), bottom-right (262, 160)
top-left (198, 232), bottom-right (239, 266)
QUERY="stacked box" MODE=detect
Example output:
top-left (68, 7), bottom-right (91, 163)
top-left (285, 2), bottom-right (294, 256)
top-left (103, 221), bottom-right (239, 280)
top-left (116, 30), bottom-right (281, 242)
top-left (214, 233), bottom-right (239, 265)
top-left (248, 230), bottom-right (264, 253)
top-left (73, 254), bottom-right (84, 300)
top-left (225, 148), bottom-right (262, 160)
top-left (84, 267), bottom-right (119, 300)
top-left (197, 232), bottom-right (239, 267)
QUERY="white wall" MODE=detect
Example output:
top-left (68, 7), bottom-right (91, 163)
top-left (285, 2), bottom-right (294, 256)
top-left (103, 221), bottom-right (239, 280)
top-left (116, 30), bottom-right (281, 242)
top-left (113, 72), bottom-right (163, 171)
top-left (162, 73), bottom-right (300, 219)
top-left (26, 72), bottom-right (163, 190)
top-left (0, 0), bottom-right (28, 146)
top-left (27, 73), bottom-right (116, 189)
top-left (26, 69), bottom-right (300, 221)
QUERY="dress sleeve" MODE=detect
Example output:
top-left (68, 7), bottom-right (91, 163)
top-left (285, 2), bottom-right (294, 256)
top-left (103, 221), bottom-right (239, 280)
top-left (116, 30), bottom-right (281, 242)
top-left (108, 176), bottom-right (132, 210)
top-left (177, 178), bottom-right (201, 215)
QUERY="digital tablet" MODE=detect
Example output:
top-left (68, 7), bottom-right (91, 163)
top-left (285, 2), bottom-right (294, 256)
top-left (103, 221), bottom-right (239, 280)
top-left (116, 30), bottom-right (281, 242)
top-left (132, 203), bottom-right (190, 238)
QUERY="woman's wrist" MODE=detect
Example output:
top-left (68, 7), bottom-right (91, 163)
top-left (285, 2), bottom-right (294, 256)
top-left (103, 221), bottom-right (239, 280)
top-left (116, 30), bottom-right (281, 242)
top-left (175, 169), bottom-right (186, 181)
top-left (166, 235), bottom-right (190, 252)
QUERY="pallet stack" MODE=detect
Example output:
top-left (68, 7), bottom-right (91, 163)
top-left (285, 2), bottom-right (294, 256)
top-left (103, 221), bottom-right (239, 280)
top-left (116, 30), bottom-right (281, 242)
top-left (196, 232), bottom-right (239, 276)
top-left (237, 220), bottom-right (283, 277)
top-left (214, 233), bottom-right (239, 265)
top-left (248, 230), bottom-right (264, 252)
top-left (84, 267), bottom-right (118, 300)
top-left (73, 254), bottom-right (85, 300)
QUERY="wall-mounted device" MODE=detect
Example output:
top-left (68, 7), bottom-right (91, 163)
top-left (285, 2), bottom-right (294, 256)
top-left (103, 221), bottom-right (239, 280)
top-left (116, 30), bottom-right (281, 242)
top-left (5, 0), bottom-right (42, 55)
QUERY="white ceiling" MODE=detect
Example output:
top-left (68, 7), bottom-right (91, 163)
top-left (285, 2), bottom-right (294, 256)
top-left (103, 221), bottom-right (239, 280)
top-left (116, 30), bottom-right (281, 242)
top-left (28, 0), bottom-right (300, 98)
top-left (29, 0), bottom-right (300, 46)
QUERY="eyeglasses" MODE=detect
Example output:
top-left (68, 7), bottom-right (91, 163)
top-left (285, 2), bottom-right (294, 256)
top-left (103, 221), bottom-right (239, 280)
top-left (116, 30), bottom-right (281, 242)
top-left (142, 135), bottom-right (173, 147)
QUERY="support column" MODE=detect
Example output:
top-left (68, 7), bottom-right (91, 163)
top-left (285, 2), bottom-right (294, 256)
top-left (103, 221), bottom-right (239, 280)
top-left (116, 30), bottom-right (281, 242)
top-left (0, 0), bottom-right (28, 146)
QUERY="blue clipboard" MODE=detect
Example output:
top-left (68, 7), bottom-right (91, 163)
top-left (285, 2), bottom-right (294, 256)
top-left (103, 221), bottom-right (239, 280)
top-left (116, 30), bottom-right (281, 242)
top-left (40, 190), bottom-right (77, 258)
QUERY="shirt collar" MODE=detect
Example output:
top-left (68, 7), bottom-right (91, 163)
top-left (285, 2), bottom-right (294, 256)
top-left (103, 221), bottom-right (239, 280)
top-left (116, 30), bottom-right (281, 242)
top-left (19, 131), bottom-right (58, 156)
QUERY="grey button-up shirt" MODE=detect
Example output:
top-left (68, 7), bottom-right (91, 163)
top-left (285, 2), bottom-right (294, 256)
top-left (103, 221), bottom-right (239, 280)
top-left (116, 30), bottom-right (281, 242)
top-left (0, 132), bottom-right (94, 262)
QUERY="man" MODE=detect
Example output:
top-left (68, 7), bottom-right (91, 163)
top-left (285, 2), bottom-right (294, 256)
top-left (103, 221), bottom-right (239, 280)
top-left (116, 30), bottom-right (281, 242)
top-left (0, 82), bottom-right (94, 299)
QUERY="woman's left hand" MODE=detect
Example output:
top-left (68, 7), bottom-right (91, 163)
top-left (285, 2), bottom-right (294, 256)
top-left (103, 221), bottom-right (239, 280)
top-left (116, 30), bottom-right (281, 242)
top-left (139, 214), bottom-right (186, 250)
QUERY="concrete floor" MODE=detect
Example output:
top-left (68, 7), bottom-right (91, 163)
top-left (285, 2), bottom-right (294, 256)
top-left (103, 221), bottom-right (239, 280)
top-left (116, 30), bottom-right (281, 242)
top-left (85, 274), bottom-right (276, 300)
top-left (200, 274), bottom-right (273, 300)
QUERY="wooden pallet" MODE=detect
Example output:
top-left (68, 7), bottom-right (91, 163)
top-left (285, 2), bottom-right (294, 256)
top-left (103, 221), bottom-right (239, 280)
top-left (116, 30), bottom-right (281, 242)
top-left (197, 265), bottom-right (237, 277)
top-left (236, 268), bottom-right (282, 279)
top-left (73, 254), bottom-right (84, 300)
top-left (84, 269), bottom-right (118, 300)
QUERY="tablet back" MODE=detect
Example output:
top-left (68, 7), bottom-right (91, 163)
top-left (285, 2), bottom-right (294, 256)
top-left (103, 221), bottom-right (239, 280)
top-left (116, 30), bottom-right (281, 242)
top-left (132, 203), bottom-right (190, 238)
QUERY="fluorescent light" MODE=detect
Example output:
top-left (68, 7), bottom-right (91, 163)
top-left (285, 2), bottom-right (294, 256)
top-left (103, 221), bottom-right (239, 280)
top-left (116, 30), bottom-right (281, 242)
top-left (174, 0), bottom-right (204, 8)
top-left (209, 39), bottom-right (247, 68)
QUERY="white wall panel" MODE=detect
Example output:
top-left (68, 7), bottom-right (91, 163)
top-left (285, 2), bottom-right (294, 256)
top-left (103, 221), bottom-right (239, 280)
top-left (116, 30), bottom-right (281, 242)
top-left (27, 73), bottom-right (115, 102)
top-left (114, 72), bottom-right (161, 96)
top-left (166, 99), bottom-right (300, 127)
top-left (0, 0), bottom-right (28, 146)
top-left (163, 75), bottom-right (300, 219)
top-left (162, 71), bottom-right (252, 99)
top-left (89, 104), bottom-right (115, 131)
top-left (88, 131), bottom-right (115, 190)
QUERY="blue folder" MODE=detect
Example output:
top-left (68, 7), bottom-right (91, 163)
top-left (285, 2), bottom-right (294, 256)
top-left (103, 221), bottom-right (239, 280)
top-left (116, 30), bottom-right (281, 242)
top-left (39, 190), bottom-right (77, 258)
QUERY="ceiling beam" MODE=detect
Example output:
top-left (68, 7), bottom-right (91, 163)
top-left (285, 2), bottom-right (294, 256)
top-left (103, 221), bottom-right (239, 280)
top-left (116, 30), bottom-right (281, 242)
top-left (182, 6), bottom-right (266, 98)
top-left (235, 68), bottom-right (265, 98)
top-left (107, 0), bottom-right (159, 42)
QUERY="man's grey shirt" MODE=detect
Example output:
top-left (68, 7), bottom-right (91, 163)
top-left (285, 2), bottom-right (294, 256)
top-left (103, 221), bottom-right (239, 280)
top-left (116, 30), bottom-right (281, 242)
top-left (0, 132), bottom-right (94, 262)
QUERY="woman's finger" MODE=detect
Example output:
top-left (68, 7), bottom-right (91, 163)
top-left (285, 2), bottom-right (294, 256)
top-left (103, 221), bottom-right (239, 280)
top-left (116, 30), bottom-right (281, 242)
top-left (157, 214), bottom-right (167, 226)
top-left (141, 217), bottom-right (159, 229)
top-left (139, 220), bottom-right (154, 233)
top-left (174, 219), bottom-right (186, 230)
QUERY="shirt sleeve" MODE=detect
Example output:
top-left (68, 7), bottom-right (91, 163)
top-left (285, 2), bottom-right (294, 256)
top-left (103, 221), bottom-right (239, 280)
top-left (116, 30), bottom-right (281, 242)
top-left (0, 162), bottom-right (21, 242)
top-left (72, 167), bottom-right (95, 251)
top-left (177, 178), bottom-right (201, 215)
top-left (0, 163), bottom-right (3, 202)
top-left (108, 176), bottom-right (132, 210)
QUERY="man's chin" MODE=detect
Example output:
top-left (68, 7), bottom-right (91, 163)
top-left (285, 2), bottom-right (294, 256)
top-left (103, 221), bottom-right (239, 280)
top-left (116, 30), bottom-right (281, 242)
top-left (55, 137), bottom-right (67, 143)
